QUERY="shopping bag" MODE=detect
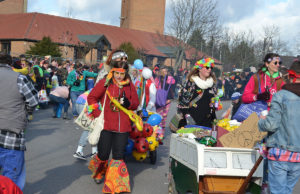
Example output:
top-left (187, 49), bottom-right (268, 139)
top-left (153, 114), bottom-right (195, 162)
top-left (169, 112), bottom-right (184, 133)
top-left (38, 89), bottom-right (49, 103)
top-left (75, 103), bottom-right (95, 131)
top-left (232, 101), bottom-right (267, 122)
top-left (88, 93), bottom-right (107, 146)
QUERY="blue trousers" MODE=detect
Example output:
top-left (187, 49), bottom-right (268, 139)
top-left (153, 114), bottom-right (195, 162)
top-left (0, 147), bottom-right (24, 189)
top-left (70, 91), bottom-right (84, 116)
top-left (49, 94), bottom-right (69, 115)
top-left (268, 160), bottom-right (300, 194)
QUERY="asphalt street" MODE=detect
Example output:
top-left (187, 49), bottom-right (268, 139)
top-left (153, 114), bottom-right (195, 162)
top-left (22, 101), bottom-right (300, 194)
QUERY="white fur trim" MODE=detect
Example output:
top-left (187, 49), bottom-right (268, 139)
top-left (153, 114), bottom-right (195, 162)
top-left (191, 76), bottom-right (214, 89)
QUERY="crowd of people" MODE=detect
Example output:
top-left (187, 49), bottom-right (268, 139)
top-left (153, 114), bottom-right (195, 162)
top-left (0, 50), bottom-right (300, 194)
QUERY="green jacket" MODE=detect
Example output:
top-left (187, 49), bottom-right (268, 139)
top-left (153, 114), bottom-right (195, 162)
top-left (67, 70), bottom-right (97, 92)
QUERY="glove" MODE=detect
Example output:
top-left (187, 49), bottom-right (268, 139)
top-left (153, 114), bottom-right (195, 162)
top-left (257, 91), bottom-right (270, 101)
top-left (91, 109), bottom-right (101, 118)
top-left (120, 91), bottom-right (130, 109)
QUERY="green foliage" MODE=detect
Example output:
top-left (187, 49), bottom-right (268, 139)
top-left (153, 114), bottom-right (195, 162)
top-left (26, 36), bottom-right (62, 57)
top-left (118, 42), bottom-right (141, 64)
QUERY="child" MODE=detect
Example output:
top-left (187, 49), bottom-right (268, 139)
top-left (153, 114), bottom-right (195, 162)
top-left (221, 92), bottom-right (242, 119)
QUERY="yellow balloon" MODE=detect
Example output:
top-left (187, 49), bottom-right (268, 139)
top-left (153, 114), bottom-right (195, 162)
top-left (132, 150), bottom-right (147, 161)
top-left (146, 136), bottom-right (159, 151)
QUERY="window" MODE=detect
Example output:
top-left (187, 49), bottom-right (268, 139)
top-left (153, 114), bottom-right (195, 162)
top-left (1, 41), bottom-right (11, 54)
top-left (157, 57), bottom-right (166, 65)
top-left (146, 56), bottom-right (154, 67)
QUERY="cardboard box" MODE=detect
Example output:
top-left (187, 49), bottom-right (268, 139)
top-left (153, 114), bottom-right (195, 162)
top-left (219, 113), bottom-right (267, 149)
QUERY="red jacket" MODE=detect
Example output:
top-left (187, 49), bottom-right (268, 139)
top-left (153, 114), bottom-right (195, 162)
top-left (88, 78), bottom-right (139, 133)
top-left (0, 176), bottom-right (23, 194)
top-left (242, 72), bottom-right (285, 104)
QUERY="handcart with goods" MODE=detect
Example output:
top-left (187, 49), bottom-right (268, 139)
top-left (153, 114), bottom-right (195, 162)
top-left (168, 131), bottom-right (263, 194)
top-left (125, 110), bottom-right (164, 165)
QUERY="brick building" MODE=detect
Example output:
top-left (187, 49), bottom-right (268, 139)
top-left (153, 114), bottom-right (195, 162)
top-left (0, 0), bottom-right (27, 14)
top-left (120, 0), bottom-right (166, 34)
top-left (0, 12), bottom-right (220, 69)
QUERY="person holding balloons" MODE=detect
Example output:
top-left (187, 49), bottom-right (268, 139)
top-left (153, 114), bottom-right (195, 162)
top-left (87, 60), bottom-right (139, 193)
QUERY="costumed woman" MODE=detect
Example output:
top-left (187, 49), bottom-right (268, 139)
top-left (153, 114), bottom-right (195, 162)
top-left (242, 53), bottom-right (285, 191)
top-left (242, 53), bottom-right (285, 108)
top-left (137, 67), bottom-right (157, 113)
top-left (87, 60), bottom-right (139, 193)
top-left (154, 66), bottom-right (175, 131)
top-left (73, 50), bottom-right (128, 160)
top-left (178, 58), bottom-right (217, 128)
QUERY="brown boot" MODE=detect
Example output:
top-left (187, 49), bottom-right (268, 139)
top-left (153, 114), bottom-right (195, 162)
top-left (88, 155), bottom-right (108, 184)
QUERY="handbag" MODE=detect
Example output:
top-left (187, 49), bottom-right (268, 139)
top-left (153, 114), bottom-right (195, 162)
top-left (156, 76), bottom-right (171, 107)
top-left (38, 86), bottom-right (49, 103)
top-left (169, 112), bottom-right (184, 133)
top-left (87, 93), bottom-right (107, 145)
top-left (232, 74), bottom-right (267, 122)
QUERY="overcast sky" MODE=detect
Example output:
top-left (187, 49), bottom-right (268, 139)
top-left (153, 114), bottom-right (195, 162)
top-left (28, 0), bottom-right (300, 54)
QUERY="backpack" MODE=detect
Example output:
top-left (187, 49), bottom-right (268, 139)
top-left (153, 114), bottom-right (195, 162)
top-left (156, 76), bottom-right (171, 107)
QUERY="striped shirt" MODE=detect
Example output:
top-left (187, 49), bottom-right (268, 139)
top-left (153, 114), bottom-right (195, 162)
top-left (267, 147), bottom-right (300, 162)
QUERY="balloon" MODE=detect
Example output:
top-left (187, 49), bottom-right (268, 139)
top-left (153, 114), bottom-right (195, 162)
top-left (142, 123), bottom-right (153, 137)
top-left (146, 136), bottom-right (159, 151)
top-left (142, 67), bottom-right (152, 79)
top-left (132, 150), bottom-right (147, 161)
top-left (147, 114), bottom-right (162, 126)
top-left (134, 137), bottom-right (149, 153)
top-left (130, 125), bottom-right (143, 139)
top-left (125, 139), bottom-right (134, 155)
top-left (133, 59), bottom-right (143, 70)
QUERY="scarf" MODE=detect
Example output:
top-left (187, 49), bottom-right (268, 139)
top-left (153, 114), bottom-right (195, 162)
top-left (191, 76), bottom-right (214, 89)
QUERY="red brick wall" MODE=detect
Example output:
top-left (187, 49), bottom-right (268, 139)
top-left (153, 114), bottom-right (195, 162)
top-left (120, 0), bottom-right (166, 34)
top-left (0, 0), bottom-right (27, 14)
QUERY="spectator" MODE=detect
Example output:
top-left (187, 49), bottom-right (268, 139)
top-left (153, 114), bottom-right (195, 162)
top-left (49, 86), bottom-right (70, 119)
top-left (66, 63), bottom-right (97, 117)
top-left (258, 60), bottom-right (300, 194)
top-left (0, 52), bottom-right (38, 190)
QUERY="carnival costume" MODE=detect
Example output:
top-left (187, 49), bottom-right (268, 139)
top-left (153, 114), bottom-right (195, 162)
top-left (137, 67), bottom-right (157, 112)
top-left (87, 67), bottom-right (139, 193)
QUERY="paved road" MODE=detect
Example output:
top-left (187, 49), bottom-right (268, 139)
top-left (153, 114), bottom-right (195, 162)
top-left (23, 101), bottom-right (300, 194)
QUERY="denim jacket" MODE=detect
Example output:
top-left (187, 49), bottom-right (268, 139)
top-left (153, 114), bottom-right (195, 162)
top-left (258, 87), bottom-right (300, 152)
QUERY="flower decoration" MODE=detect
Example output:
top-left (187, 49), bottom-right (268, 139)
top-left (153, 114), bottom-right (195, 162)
top-left (194, 58), bottom-right (215, 70)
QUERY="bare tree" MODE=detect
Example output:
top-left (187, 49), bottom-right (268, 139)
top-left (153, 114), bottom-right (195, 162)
top-left (294, 31), bottom-right (300, 55)
top-left (165, 0), bottom-right (219, 71)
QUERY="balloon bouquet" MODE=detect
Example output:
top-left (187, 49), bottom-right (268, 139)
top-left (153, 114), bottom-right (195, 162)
top-left (125, 111), bottom-right (163, 164)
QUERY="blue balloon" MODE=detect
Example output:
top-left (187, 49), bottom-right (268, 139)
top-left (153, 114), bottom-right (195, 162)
top-left (133, 59), bottom-right (143, 70)
top-left (147, 114), bottom-right (162, 126)
top-left (125, 139), bottom-right (134, 155)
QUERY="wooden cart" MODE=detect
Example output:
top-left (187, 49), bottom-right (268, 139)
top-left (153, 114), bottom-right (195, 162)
top-left (168, 134), bottom-right (263, 194)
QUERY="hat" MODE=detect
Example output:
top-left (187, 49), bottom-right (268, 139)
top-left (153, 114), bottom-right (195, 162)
top-left (231, 92), bottom-right (242, 100)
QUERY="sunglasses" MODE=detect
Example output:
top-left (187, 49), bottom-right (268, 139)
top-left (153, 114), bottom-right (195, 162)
top-left (273, 61), bottom-right (282, 65)
top-left (205, 66), bottom-right (213, 70)
top-left (121, 57), bottom-right (128, 61)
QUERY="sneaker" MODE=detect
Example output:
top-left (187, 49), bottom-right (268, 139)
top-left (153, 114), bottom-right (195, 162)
top-left (73, 152), bottom-right (87, 160)
top-left (86, 153), bottom-right (97, 159)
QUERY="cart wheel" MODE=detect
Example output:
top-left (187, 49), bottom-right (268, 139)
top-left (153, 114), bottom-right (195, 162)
top-left (168, 174), bottom-right (178, 194)
top-left (149, 150), bottom-right (157, 165)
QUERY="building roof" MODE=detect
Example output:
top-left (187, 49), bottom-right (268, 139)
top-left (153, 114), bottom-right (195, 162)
top-left (77, 34), bottom-right (111, 48)
top-left (0, 12), bottom-right (221, 63)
